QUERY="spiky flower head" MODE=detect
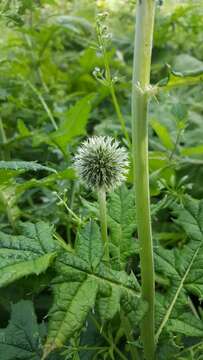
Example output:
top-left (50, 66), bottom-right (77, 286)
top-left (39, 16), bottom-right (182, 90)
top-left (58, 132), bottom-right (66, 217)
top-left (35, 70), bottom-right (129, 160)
top-left (74, 136), bottom-right (129, 191)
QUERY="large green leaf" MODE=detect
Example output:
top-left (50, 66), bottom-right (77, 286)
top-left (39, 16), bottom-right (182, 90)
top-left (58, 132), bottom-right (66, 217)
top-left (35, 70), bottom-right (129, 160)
top-left (44, 277), bottom-right (98, 356)
top-left (155, 196), bottom-right (203, 343)
top-left (16, 168), bottom-right (76, 193)
top-left (167, 312), bottom-right (203, 337)
top-left (43, 221), bottom-right (143, 357)
top-left (0, 168), bottom-right (75, 224)
top-left (0, 161), bottom-right (56, 188)
top-left (96, 286), bottom-right (121, 323)
top-left (0, 300), bottom-right (43, 360)
top-left (51, 94), bottom-right (95, 152)
top-left (0, 161), bottom-right (56, 175)
top-left (0, 222), bottom-right (58, 287)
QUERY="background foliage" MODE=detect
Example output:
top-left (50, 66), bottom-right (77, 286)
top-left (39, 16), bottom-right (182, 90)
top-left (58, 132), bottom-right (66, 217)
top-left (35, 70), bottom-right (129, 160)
top-left (0, 0), bottom-right (203, 359)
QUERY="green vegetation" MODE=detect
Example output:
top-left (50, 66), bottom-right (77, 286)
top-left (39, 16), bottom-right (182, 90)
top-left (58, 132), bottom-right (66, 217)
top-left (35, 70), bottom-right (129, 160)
top-left (0, 1), bottom-right (203, 359)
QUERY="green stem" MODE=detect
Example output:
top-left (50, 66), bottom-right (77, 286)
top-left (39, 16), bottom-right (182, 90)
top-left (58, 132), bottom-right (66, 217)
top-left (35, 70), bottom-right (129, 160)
top-left (131, 1), bottom-right (156, 360)
top-left (27, 81), bottom-right (58, 130)
top-left (102, 47), bottom-right (131, 147)
top-left (67, 181), bottom-right (77, 245)
top-left (110, 84), bottom-right (131, 147)
top-left (91, 315), bottom-right (128, 360)
top-left (0, 117), bottom-right (9, 160)
top-left (55, 192), bottom-right (82, 226)
top-left (97, 187), bottom-right (109, 262)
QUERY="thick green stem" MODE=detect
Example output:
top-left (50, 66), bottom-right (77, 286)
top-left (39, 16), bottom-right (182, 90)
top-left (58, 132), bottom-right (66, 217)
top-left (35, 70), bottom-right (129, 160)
top-left (98, 187), bottom-right (109, 262)
top-left (131, 1), bottom-right (156, 360)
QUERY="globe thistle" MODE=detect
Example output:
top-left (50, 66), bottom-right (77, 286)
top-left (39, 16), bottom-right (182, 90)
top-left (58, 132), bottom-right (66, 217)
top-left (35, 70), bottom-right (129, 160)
top-left (74, 136), bottom-right (129, 191)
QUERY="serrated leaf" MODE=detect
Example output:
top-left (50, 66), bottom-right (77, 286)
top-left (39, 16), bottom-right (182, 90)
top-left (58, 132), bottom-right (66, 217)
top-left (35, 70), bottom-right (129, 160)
top-left (168, 312), bottom-right (203, 337)
top-left (0, 300), bottom-right (42, 360)
top-left (43, 277), bottom-right (98, 357)
top-left (44, 222), bottom-right (143, 357)
top-left (155, 196), bottom-right (203, 343)
top-left (107, 185), bottom-right (137, 268)
top-left (16, 168), bottom-right (76, 193)
top-left (45, 253), bottom-right (142, 356)
top-left (75, 221), bottom-right (103, 270)
top-left (0, 161), bottom-right (56, 174)
top-left (0, 160), bottom-right (56, 187)
top-left (96, 286), bottom-right (121, 323)
top-left (0, 222), bottom-right (58, 287)
top-left (121, 288), bottom-right (148, 329)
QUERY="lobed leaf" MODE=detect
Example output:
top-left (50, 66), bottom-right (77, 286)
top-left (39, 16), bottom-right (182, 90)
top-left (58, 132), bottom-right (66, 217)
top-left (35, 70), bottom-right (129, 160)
top-left (0, 222), bottom-right (58, 288)
top-left (43, 277), bottom-right (98, 357)
top-left (0, 300), bottom-right (42, 360)
top-left (43, 221), bottom-right (143, 357)
top-left (155, 196), bottom-right (203, 343)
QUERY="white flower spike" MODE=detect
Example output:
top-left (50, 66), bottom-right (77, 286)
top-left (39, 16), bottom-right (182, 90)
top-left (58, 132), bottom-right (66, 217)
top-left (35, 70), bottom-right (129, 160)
top-left (74, 136), bottom-right (129, 191)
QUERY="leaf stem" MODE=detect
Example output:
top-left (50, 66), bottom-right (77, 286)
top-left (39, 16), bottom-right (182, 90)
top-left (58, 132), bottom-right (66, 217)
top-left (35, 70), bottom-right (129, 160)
top-left (102, 44), bottom-right (131, 147)
top-left (121, 311), bottom-right (139, 360)
top-left (110, 84), bottom-right (131, 148)
top-left (67, 181), bottom-right (77, 245)
top-left (175, 340), bottom-right (203, 358)
top-left (97, 187), bottom-right (109, 262)
top-left (131, 1), bottom-right (156, 359)
top-left (91, 315), bottom-right (128, 360)
top-left (55, 192), bottom-right (83, 226)
top-left (27, 81), bottom-right (58, 130)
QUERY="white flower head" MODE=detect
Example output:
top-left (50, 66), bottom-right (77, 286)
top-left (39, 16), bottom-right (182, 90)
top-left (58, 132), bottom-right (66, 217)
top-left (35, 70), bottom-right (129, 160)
top-left (74, 136), bottom-right (129, 191)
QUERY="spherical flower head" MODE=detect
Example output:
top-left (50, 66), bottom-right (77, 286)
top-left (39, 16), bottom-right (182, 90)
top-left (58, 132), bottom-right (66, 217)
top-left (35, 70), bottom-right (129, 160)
top-left (74, 136), bottom-right (129, 191)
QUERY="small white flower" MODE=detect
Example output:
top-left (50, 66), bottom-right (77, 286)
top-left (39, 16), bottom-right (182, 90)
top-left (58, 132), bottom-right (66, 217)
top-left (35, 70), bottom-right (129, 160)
top-left (74, 136), bottom-right (129, 191)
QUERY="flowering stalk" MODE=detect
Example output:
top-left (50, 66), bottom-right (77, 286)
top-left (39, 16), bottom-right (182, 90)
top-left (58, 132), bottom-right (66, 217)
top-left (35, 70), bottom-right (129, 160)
top-left (97, 187), bottom-right (109, 262)
top-left (74, 136), bottom-right (129, 263)
top-left (131, 1), bottom-right (156, 360)
top-left (95, 14), bottom-right (131, 147)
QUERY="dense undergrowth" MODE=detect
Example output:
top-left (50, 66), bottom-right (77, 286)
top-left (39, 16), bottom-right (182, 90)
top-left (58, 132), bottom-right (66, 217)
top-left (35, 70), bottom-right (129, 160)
top-left (0, 1), bottom-right (203, 359)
